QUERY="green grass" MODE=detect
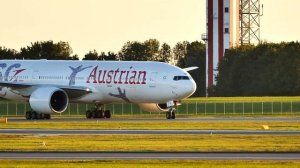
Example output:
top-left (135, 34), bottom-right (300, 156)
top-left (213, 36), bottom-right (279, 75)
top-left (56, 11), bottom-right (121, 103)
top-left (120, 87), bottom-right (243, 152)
top-left (0, 160), bottom-right (299, 168)
top-left (185, 96), bottom-right (300, 103)
top-left (0, 134), bottom-right (300, 152)
top-left (1, 120), bottom-right (300, 130)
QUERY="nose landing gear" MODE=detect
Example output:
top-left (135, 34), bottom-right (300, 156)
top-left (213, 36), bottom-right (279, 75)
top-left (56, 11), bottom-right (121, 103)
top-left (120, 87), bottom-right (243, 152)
top-left (166, 108), bottom-right (176, 119)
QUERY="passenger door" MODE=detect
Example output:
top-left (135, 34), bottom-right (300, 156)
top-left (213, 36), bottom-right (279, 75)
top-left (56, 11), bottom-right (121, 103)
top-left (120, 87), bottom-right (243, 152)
top-left (149, 72), bottom-right (158, 88)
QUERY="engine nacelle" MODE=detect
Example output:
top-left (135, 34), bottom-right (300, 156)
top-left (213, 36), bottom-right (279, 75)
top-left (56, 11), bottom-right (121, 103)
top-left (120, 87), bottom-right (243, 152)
top-left (29, 87), bottom-right (69, 114)
top-left (138, 103), bottom-right (172, 112)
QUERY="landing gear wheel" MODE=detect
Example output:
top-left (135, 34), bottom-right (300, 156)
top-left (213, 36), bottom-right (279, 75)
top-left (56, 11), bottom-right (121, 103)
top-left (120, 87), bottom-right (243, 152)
top-left (166, 112), bottom-right (171, 119)
top-left (45, 114), bottom-right (51, 119)
top-left (25, 111), bottom-right (32, 120)
top-left (171, 112), bottom-right (176, 119)
top-left (100, 110), bottom-right (105, 118)
top-left (91, 111), bottom-right (96, 118)
top-left (39, 113), bottom-right (45, 120)
top-left (171, 108), bottom-right (176, 119)
top-left (86, 110), bottom-right (92, 119)
top-left (86, 104), bottom-right (112, 119)
top-left (32, 112), bottom-right (38, 120)
top-left (166, 108), bottom-right (176, 119)
top-left (104, 110), bottom-right (111, 118)
top-left (95, 110), bottom-right (103, 118)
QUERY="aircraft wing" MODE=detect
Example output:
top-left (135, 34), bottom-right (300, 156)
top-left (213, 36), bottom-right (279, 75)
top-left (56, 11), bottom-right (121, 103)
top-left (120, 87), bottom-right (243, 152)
top-left (0, 81), bottom-right (32, 89)
top-left (0, 81), bottom-right (92, 99)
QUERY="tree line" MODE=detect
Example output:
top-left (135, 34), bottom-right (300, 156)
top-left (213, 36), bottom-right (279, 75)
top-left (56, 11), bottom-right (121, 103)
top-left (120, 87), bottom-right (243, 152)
top-left (0, 40), bottom-right (206, 97)
top-left (0, 41), bottom-right (78, 60)
top-left (4, 40), bottom-right (298, 97)
top-left (214, 42), bottom-right (300, 96)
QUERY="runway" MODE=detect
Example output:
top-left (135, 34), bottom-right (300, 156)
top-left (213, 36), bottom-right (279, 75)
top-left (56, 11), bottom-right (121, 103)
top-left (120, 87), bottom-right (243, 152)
top-left (2, 118), bottom-right (300, 161)
top-left (1, 129), bottom-right (300, 135)
top-left (8, 117), bottom-right (300, 122)
top-left (0, 152), bottom-right (299, 160)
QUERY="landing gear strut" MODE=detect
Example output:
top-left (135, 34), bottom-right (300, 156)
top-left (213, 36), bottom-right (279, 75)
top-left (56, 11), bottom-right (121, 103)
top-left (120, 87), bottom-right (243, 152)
top-left (166, 108), bottom-right (176, 119)
top-left (25, 111), bottom-right (51, 120)
top-left (86, 105), bottom-right (111, 119)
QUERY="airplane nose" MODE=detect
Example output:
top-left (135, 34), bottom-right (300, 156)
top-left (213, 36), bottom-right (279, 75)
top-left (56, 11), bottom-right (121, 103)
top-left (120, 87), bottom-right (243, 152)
top-left (177, 79), bottom-right (197, 99)
top-left (188, 79), bottom-right (197, 96)
top-left (169, 74), bottom-right (197, 99)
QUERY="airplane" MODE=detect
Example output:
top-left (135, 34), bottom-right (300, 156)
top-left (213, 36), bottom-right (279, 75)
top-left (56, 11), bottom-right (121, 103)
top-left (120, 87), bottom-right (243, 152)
top-left (0, 60), bottom-right (197, 120)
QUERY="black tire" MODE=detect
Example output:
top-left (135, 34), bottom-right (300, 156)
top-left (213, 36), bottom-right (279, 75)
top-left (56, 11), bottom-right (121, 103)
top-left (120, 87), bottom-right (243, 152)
top-left (45, 114), bottom-right (51, 119)
top-left (25, 111), bottom-right (32, 120)
top-left (91, 111), bottom-right (96, 118)
top-left (39, 113), bottom-right (45, 119)
top-left (104, 110), bottom-right (111, 118)
top-left (171, 108), bottom-right (176, 119)
top-left (166, 112), bottom-right (171, 119)
top-left (86, 110), bottom-right (92, 119)
top-left (93, 111), bottom-right (98, 118)
top-left (99, 110), bottom-right (104, 118)
top-left (95, 110), bottom-right (103, 118)
top-left (171, 112), bottom-right (176, 119)
top-left (32, 112), bottom-right (38, 120)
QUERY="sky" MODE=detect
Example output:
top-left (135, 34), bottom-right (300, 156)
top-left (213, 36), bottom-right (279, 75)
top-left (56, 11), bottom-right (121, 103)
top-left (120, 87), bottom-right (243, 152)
top-left (0, 0), bottom-right (300, 58)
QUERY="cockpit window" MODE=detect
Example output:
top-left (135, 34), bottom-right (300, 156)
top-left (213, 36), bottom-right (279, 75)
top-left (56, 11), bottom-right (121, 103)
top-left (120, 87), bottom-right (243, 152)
top-left (173, 76), bottom-right (190, 81)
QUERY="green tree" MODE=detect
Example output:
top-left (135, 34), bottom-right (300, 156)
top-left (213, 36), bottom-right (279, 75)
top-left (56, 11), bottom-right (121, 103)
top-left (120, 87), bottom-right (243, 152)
top-left (106, 51), bottom-right (118, 60)
top-left (216, 42), bottom-right (300, 96)
top-left (98, 52), bottom-right (107, 60)
top-left (55, 41), bottom-right (74, 59)
top-left (19, 41), bottom-right (75, 60)
top-left (83, 50), bottom-right (99, 60)
top-left (119, 39), bottom-right (163, 61)
top-left (176, 41), bottom-right (206, 97)
top-left (0, 46), bottom-right (18, 59)
top-left (69, 54), bottom-right (79, 60)
top-left (173, 41), bottom-right (189, 65)
top-left (119, 41), bottom-right (148, 61)
top-left (144, 39), bottom-right (160, 61)
top-left (158, 43), bottom-right (172, 62)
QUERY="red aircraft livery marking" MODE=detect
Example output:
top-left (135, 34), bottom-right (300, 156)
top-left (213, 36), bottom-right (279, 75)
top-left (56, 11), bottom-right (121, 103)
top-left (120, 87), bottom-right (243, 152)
top-left (86, 66), bottom-right (147, 85)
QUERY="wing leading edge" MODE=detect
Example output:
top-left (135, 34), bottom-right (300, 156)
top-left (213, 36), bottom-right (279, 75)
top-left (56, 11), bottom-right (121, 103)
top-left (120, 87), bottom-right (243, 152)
top-left (0, 82), bottom-right (92, 99)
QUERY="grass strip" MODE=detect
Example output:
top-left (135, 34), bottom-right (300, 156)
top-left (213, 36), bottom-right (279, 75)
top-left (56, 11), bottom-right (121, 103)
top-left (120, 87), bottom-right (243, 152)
top-left (0, 135), bottom-right (300, 152)
top-left (1, 121), bottom-right (300, 130)
top-left (0, 160), bottom-right (299, 168)
top-left (185, 96), bottom-right (300, 103)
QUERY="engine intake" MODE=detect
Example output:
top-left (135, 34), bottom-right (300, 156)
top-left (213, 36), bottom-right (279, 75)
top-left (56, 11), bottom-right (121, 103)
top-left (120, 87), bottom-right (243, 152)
top-left (29, 87), bottom-right (69, 114)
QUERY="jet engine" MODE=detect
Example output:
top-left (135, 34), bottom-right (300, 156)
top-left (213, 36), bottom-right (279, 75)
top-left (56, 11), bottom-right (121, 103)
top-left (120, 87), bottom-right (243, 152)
top-left (29, 87), bottom-right (69, 114)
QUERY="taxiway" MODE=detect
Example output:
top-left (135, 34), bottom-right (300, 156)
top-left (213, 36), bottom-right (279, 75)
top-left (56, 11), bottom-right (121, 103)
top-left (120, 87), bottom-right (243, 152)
top-left (0, 129), bottom-right (300, 135)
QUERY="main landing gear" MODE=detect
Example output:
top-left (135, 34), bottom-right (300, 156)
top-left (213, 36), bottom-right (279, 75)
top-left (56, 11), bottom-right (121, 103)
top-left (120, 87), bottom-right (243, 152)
top-left (86, 105), bottom-right (111, 119)
top-left (166, 108), bottom-right (176, 119)
top-left (25, 111), bottom-right (51, 120)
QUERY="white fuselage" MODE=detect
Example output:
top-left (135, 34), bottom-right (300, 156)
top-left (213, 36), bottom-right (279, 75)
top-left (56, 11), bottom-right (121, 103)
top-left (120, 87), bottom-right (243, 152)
top-left (0, 60), bottom-right (196, 105)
